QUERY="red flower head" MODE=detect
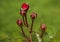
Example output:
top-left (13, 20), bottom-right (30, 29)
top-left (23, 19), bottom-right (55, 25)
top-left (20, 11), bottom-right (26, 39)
top-left (40, 24), bottom-right (46, 31)
top-left (20, 8), bottom-right (26, 16)
top-left (17, 19), bottom-right (22, 26)
top-left (21, 3), bottom-right (29, 11)
top-left (30, 12), bottom-right (37, 19)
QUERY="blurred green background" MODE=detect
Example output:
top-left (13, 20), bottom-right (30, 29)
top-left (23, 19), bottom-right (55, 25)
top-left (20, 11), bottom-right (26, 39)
top-left (0, 0), bottom-right (60, 42)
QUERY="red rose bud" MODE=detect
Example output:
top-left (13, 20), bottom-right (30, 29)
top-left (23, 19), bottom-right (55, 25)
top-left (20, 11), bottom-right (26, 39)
top-left (17, 19), bottom-right (22, 26)
top-left (30, 12), bottom-right (37, 19)
top-left (40, 24), bottom-right (46, 31)
top-left (20, 8), bottom-right (26, 16)
top-left (21, 3), bottom-right (29, 11)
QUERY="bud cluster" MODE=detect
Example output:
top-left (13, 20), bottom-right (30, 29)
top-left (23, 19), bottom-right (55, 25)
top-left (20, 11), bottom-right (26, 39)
top-left (16, 3), bottom-right (47, 42)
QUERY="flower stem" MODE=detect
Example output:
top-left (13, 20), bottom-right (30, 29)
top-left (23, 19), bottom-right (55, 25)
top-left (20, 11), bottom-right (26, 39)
top-left (40, 30), bottom-right (45, 38)
top-left (20, 26), bottom-right (28, 39)
top-left (29, 34), bottom-right (32, 42)
top-left (28, 19), bottom-right (34, 42)
top-left (30, 19), bottom-right (34, 33)
top-left (40, 30), bottom-right (45, 42)
top-left (24, 14), bottom-right (29, 27)
top-left (22, 16), bottom-right (25, 25)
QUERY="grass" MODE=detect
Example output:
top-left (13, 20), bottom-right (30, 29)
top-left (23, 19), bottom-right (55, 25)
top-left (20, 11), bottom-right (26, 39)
top-left (0, 0), bottom-right (60, 42)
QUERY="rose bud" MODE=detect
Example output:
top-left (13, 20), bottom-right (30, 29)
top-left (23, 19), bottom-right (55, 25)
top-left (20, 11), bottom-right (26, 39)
top-left (30, 12), bottom-right (37, 19)
top-left (20, 8), bottom-right (26, 16)
top-left (17, 19), bottom-right (23, 26)
top-left (40, 24), bottom-right (46, 31)
top-left (21, 3), bottom-right (29, 11)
